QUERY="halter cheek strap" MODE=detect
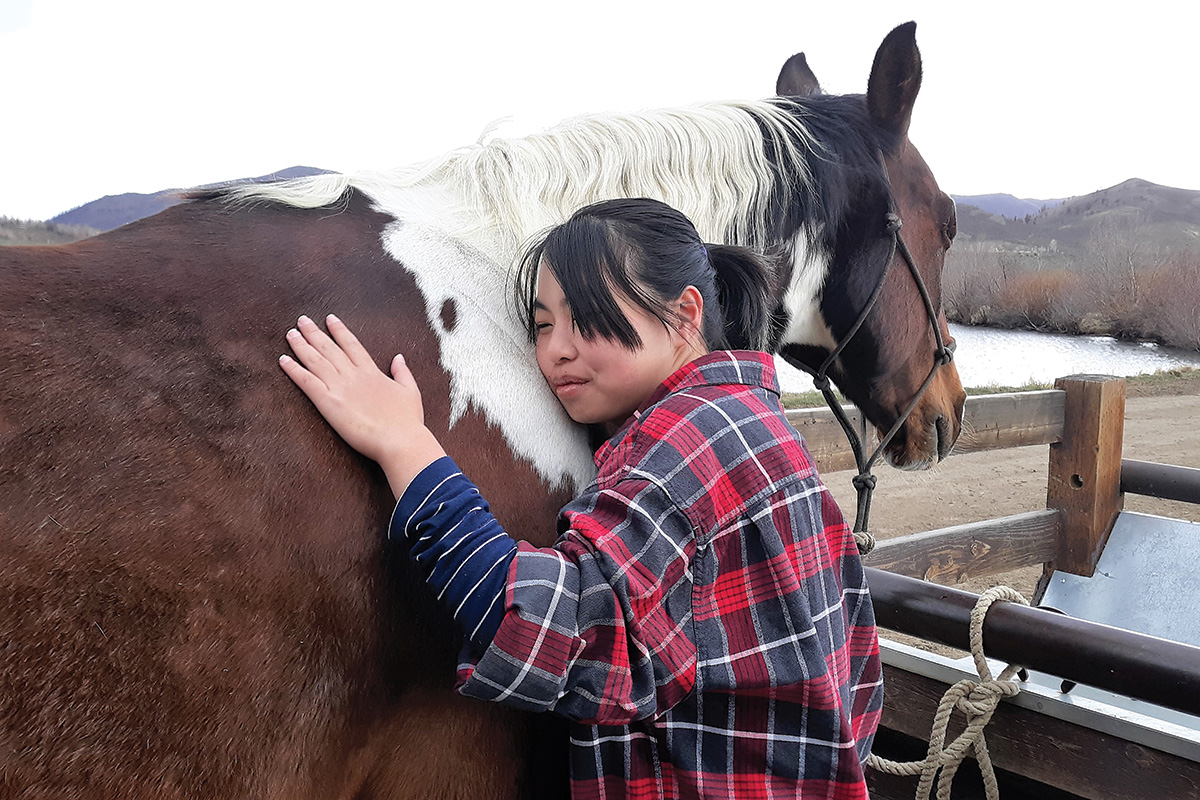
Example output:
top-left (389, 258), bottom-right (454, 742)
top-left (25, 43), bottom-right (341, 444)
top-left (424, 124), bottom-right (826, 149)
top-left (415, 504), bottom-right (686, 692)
top-left (785, 212), bottom-right (955, 554)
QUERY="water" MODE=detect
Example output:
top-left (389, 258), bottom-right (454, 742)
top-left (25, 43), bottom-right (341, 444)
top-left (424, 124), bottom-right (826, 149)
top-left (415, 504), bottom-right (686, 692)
top-left (775, 324), bottom-right (1200, 394)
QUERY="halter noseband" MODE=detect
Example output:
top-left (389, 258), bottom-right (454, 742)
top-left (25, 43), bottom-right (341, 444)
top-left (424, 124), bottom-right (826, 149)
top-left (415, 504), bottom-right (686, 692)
top-left (784, 212), bottom-right (955, 555)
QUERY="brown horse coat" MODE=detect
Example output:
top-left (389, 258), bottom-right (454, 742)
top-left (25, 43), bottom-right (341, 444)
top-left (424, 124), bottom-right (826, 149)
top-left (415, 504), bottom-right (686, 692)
top-left (1, 196), bottom-right (570, 798)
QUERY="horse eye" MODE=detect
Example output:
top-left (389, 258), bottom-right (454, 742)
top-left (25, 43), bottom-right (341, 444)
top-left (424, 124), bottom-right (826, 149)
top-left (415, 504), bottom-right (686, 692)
top-left (943, 209), bottom-right (958, 246)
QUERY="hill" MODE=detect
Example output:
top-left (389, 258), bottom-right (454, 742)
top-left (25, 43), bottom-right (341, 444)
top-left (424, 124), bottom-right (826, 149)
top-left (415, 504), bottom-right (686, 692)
top-left (951, 193), bottom-right (1065, 218)
top-left (50, 166), bottom-right (330, 232)
top-left (952, 178), bottom-right (1200, 260)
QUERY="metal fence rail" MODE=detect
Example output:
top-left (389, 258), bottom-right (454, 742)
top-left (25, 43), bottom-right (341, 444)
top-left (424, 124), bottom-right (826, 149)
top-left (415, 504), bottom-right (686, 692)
top-left (867, 566), bottom-right (1200, 720)
top-left (1122, 459), bottom-right (1200, 505)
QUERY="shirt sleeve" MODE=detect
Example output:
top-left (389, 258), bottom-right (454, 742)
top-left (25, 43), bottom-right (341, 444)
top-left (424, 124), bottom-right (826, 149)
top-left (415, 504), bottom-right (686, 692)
top-left (389, 456), bottom-right (517, 654)
top-left (455, 473), bottom-right (699, 726)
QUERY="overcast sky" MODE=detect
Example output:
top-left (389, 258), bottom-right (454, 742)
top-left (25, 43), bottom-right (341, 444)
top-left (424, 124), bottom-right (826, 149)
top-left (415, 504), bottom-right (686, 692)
top-left (3, 0), bottom-right (1198, 221)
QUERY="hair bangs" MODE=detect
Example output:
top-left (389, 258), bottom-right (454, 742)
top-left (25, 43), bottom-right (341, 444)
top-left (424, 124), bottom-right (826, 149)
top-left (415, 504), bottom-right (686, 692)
top-left (518, 214), bottom-right (678, 351)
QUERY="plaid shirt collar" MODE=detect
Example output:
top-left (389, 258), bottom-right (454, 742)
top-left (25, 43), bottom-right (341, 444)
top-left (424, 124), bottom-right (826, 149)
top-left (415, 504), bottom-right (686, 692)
top-left (595, 350), bottom-right (779, 468)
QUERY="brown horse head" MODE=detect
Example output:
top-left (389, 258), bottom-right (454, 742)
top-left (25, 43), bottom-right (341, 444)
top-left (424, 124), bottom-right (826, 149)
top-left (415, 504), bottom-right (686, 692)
top-left (771, 22), bottom-right (966, 468)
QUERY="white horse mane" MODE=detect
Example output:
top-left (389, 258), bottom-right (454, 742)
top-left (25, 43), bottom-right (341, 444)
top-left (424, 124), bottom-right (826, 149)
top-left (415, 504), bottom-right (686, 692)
top-left (221, 100), bottom-right (819, 256)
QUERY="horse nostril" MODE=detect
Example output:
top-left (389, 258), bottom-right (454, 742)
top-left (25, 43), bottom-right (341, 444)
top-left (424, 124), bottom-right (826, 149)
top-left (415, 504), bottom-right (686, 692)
top-left (934, 414), bottom-right (952, 459)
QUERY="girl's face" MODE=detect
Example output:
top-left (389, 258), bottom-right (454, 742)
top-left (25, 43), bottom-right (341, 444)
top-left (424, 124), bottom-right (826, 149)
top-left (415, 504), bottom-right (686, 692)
top-left (533, 268), bottom-right (704, 432)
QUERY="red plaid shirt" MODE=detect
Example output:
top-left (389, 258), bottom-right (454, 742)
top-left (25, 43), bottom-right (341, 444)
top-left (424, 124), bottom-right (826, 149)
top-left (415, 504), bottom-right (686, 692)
top-left (452, 351), bottom-right (882, 799)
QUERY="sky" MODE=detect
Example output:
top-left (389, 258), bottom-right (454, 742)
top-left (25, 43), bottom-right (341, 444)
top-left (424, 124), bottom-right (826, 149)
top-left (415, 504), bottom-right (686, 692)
top-left (3, 0), bottom-right (1199, 221)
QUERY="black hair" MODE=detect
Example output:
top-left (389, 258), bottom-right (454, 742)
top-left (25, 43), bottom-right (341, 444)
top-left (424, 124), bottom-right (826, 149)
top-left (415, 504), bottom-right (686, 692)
top-left (515, 198), bottom-right (772, 352)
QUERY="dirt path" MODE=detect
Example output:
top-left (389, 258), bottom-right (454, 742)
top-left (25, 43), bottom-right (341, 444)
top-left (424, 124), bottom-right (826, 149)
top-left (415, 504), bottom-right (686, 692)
top-left (822, 391), bottom-right (1200, 600)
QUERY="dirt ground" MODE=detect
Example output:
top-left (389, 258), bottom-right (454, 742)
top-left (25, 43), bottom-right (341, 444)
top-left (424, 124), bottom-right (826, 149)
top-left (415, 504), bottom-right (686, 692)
top-left (822, 383), bottom-right (1200, 604)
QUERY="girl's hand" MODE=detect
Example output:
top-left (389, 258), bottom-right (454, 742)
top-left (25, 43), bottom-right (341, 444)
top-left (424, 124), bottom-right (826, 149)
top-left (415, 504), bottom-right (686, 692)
top-left (280, 314), bottom-right (445, 497)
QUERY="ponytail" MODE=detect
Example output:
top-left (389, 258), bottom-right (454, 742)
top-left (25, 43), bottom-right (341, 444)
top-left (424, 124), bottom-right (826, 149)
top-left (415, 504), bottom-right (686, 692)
top-left (704, 243), bottom-right (772, 352)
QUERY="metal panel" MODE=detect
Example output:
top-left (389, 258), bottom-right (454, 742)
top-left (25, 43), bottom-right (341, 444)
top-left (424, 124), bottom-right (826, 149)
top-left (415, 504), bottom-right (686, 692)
top-left (1041, 511), bottom-right (1200, 647)
top-left (1026, 511), bottom-right (1200, 737)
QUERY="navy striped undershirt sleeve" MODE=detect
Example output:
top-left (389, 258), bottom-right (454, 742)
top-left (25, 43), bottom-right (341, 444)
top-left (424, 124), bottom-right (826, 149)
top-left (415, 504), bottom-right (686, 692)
top-left (389, 456), bottom-right (517, 654)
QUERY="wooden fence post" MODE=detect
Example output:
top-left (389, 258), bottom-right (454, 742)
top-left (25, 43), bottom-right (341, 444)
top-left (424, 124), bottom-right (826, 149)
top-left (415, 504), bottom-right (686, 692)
top-left (1044, 375), bottom-right (1126, 579)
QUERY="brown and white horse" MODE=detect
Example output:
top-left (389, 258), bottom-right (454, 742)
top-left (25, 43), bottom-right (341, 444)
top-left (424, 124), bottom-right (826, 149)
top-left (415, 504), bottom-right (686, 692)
top-left (0, 22), bottom-right (961, 800)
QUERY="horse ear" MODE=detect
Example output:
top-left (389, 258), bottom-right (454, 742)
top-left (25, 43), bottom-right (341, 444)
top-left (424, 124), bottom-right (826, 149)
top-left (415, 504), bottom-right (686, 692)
top-left (776, 53), bottom-right (822, 97)
top-left (866, 21), bottom-right (922, 142)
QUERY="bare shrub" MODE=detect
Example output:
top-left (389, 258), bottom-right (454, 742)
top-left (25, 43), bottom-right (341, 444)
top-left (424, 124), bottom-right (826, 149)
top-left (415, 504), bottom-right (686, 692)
top-left (997, 270), bottom-right (1082, 332)
top-left (944, 244), bottom-right (1003, 324)
top-left (1076, 214), bottom-right (1170, 336)
top-left (1138, 256), bottom-right (1200, 351)
top-left (935, 216), bottom-right (1194, 349)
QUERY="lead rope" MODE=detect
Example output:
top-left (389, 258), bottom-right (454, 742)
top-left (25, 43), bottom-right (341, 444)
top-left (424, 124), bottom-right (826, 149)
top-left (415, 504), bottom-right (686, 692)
top-left (865, 586), bottom-right (1030, 800)
top-left (789, 212), bottom-right (955, 556)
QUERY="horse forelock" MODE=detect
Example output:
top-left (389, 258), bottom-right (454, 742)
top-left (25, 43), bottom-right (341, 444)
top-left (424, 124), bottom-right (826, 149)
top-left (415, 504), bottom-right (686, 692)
top-left (758, 94), bottom-right (899, 353)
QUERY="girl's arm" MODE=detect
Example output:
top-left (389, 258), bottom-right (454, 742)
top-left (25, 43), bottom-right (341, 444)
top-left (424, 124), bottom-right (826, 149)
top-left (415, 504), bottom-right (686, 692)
top-left (280, 315), bottom-right (516, 652)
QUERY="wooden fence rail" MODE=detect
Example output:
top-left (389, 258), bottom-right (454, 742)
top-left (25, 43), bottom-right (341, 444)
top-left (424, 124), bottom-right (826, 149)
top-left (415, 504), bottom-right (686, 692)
top-left (786, 388), bottom-right (1067, 475)
top-left (790, 375), bottom-right (1148, 582)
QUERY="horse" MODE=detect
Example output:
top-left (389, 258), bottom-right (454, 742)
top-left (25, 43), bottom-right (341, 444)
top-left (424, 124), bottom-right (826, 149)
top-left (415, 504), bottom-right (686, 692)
top-left (0, 22), bottom-right (963, 800)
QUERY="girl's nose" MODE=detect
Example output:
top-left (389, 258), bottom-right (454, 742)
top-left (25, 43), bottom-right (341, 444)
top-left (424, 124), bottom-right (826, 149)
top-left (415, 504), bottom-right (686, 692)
top-left (546, 325), bottom-right (578, 361)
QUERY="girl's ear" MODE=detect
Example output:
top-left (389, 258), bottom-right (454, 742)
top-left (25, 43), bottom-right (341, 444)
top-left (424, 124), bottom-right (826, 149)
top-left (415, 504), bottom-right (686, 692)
top-left (674, 285), bottom-right (705, 346)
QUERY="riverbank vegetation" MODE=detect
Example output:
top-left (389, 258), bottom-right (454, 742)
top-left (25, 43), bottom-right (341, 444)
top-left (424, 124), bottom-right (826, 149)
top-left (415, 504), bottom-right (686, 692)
top-left (943, 216), bottom-right (1200, 352)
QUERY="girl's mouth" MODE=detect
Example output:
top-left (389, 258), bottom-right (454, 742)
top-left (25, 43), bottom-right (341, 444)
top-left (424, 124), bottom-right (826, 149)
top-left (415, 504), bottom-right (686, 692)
top-left (553, 378), bottom-right (587, 398)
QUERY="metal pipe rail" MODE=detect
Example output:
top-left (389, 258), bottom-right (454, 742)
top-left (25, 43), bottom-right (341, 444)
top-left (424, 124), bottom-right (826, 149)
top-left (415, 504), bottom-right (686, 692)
top-left (867, 567), bottom-right (1200, 719)
top-left (1122, 459), bottom-right (1200, 505)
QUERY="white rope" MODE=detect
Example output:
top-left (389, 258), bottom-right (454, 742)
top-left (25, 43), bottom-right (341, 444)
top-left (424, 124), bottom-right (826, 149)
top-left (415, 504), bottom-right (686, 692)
top-left (866, 585), bottom-right (1029, 800)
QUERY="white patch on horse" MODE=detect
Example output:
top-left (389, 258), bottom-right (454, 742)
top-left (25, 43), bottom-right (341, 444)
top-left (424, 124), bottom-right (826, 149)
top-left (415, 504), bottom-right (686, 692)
top-left (381, 214), bottom-right (596, 494)
top-left (780, 231), bottom-right (836, 350)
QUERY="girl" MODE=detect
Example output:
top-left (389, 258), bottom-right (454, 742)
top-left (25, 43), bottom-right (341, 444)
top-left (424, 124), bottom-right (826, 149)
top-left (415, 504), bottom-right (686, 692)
top-left (280, 198), bottom-right (882, 799)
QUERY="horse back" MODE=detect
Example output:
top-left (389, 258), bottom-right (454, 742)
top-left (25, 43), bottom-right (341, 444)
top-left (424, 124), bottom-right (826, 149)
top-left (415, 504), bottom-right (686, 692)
top-left (0, 195), bottom-right (561, 798)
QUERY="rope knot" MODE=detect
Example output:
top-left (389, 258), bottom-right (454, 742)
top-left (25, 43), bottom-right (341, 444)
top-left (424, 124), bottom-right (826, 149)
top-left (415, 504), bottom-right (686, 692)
top-left (851, 473), bottom-right (877, 492)
top-left (885, 212), bottom-right (903, 233)
top-left (864, 586), bottom-right (1030, 800)
top-left (935, 346), bottom-right (954, 366)
top-left (812, 374), bottom-right (832, 392)
top-left (852, 530), bottom-right (876, 556)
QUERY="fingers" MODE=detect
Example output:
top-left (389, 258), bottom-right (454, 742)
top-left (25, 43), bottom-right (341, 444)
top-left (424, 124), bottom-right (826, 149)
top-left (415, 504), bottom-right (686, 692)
top-left (278, 352), bottom-right (326, 398)
top-left (390, 352), bottom-right (415, 387)
top-left (294, 315), bottom-right (352, 372)
top-left (285, 322), bottom-right (338, 383)
top-left (325, 314), bottom-right (374, 367)
top-left (284, 314), bottom-right (405, 388)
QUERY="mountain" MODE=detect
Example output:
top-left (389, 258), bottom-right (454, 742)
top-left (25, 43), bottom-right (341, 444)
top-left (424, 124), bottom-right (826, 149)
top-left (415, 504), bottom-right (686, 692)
top-left (50, 166), bottom-right (331, 232)
top-left (951, 193), bottom-right (1065, 219)
top-left (951, 178), bottom-right (1200, 259)
top-left (50, 192), bottom-right (181, 233)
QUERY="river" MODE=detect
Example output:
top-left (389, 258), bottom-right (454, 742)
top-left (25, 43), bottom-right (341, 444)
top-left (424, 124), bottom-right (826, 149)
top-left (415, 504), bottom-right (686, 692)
top-left (775, 324), bottom-right (1200, 394)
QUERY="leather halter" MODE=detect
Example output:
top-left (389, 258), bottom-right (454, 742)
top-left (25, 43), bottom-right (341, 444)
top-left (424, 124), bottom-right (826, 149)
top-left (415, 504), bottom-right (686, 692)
top-left (783, 212), bottom-right (955, 555)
